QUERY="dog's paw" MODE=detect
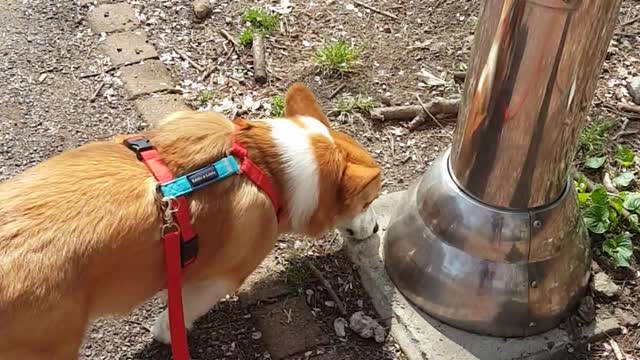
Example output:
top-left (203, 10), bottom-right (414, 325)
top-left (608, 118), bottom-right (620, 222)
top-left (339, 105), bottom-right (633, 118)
top-left (151, 310), bottom-right (195, 345)
top-left (151, 311), bottom-right (172, 344)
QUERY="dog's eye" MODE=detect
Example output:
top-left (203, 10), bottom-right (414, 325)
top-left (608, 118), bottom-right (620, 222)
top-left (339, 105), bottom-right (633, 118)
top-left (346, 228), bottom-right (355, 236)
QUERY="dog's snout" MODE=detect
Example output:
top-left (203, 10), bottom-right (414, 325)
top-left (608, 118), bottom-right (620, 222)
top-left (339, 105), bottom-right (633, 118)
top-left (373, 222), bottom-right (379, 234)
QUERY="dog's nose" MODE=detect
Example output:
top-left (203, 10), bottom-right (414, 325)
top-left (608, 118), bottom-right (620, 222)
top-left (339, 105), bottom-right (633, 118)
top-left (373, 222), bottom-right (379, 234)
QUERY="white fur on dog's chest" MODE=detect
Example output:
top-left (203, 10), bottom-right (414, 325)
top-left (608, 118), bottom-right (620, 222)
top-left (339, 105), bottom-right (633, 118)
top-left (258, 116), bottom-right (333, 231)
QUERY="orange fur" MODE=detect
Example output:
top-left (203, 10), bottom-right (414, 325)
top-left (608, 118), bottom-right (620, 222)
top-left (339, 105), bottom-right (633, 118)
top-left (0, 83), bottom-right (381, 359)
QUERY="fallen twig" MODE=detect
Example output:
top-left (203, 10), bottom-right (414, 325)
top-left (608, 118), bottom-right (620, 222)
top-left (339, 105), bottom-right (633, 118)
top-left (353, 0), bottom-right (399, 20)
top-left (200, 65), bottom-right (216, 82)
top-left (79, 60), bottom-right (143, 79)
top-left (621, 14), bottom-right (640, 26)
top-left (609, 338), bottom-right (624, 360)
top-left (89, 81), bottom-right (105, 103)
top-left (123, 319), bottom-right (151, 333)
top-left (612, 119), bottom-right (630, 141)
top-left (176, 49), bottom-right (205, 72)
top-left (251, 32), bottom-right (268, 85)
top-left (619, 103), bottom-right (640, 115)
top-left (329, 83), bottom-right (347, 99)
top-left (304, 259), bottom-right (347, 316)
top-left (408, 113), bottom-right (426, 131)
top-left (219, 29), bottom-right (240, 48)
top-left (416, 93), bottom-right (450, 135)
top-left (603, 172), bottom-right (617, 193)
top-left (370, 98), bottom-right (460, 122)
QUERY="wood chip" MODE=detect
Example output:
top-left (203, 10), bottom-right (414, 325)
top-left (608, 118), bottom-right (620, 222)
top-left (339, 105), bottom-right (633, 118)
top-left (353, 0), bottom-right (399, 20)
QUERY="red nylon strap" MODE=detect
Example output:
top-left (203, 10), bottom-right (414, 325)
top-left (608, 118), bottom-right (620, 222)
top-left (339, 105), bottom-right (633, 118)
top-left (133, 144), bottom-right (192, 360)
top-left (138, 150), bottom-right (197, 243)
top-left (229, 141), bottom-right (282, 223)
top-left (161, 230), bottom-right (190, 360)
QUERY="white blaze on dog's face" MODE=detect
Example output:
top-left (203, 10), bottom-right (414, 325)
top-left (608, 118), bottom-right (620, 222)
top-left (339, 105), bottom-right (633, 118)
top-left (336, 205), bottom-right (379, 240)
top-left (260, 83), bottom-right (382, 238)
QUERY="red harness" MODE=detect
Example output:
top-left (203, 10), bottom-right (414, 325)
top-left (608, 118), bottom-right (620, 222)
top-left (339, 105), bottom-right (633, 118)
top-left (123, 127), bottom-right (281, 360)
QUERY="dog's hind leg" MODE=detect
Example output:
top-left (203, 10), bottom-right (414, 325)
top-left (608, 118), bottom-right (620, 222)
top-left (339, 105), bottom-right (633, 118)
top-left (150, 279), bottom-right (237, 344)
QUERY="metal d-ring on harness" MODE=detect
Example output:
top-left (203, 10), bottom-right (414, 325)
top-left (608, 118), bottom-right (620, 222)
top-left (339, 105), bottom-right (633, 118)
top-left (121, 123), bottom-right (282, 360)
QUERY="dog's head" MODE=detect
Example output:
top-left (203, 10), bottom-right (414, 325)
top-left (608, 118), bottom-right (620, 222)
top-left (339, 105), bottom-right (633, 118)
top-left (272, 83), bottom-right (382, 239)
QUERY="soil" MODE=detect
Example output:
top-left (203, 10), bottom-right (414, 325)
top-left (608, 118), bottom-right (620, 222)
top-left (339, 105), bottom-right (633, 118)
top-left (1, 0), bottom-right (639, 359)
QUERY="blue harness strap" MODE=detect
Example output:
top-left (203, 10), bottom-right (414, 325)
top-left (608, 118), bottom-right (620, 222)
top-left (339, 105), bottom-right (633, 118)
top-left (160, 155), bottom-right (241, 198)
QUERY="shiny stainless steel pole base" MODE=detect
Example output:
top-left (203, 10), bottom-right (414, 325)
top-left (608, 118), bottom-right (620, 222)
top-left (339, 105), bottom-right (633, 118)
top-left (383, 148), bottom-right (590, 337)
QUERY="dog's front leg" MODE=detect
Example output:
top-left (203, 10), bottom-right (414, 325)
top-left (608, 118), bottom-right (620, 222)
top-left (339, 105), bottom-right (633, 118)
top-left (151, 279), bottom-right (236, 344)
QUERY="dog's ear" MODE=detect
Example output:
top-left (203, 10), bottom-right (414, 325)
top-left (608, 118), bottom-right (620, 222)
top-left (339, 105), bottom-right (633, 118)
top-left (284, 82), bottom-right (331, 127)
top-left (340, 163), bottom-right (381, 202)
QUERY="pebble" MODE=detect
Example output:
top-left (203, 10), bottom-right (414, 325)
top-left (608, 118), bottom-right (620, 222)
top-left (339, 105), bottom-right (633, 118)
top-left (593, 272), bottom-right (621, 299)
top-left (193, 0), bottom-right (212, 20)
top-left (627, 76), bottom-right (640, 105)
top-left (615, 308), bottom-right (639, 327)
top-left (349, 311), bottom-right (386, 343)
top-left (334, 317), bottom-right (348, 337)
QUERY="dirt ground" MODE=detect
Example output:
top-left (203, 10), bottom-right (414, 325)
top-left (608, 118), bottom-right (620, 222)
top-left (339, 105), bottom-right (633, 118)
top-left (1, 0), bottom-right (640, 359)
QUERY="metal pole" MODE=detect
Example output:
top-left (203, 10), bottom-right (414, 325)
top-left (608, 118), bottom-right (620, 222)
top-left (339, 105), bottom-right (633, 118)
top-left (383, 0), bottom-right (621, 337)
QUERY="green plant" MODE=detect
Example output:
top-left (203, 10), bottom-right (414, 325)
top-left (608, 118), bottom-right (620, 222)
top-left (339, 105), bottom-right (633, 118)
top-left (242, 8), bottom-right (280, 33)
top-left (574, 116), bottom-right (640, 268)
top-left (283, 257), bottom-right (310, 292)
top-left (270, 95), bottom-right (285, 117)
top-left (615, 144), bottom-right (636, 167)
top-left (578, 117), bottom-right (612, 156)
top-left (603, 233), bottom-right (634, 268)
top-left (239, 27), bottom-right (255, 47)
top-left (238, 8), bottom-right (280, 47)
top-left (196, 89), bottom-right (216, 105)
top-left (576, 174), bottom-right (640, 267)
top-left (315, 39), bottom-right (361, 75)
top-left (336, 95), bottom-right (373, 114)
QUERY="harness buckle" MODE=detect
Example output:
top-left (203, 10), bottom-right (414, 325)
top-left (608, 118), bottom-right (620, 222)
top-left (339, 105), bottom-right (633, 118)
top-left (159, 196), bottom-right (198, 268)
top-left (124, 137), bottom-right (154, 161)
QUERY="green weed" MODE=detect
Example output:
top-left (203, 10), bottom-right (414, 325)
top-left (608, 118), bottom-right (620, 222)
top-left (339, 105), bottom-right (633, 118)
top-left (315, 39), bottom-right (361, 75)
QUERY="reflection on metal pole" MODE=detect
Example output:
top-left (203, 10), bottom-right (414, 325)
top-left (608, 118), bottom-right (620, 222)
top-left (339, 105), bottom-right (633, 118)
top-left (383, 0), bottom-right (621, 337)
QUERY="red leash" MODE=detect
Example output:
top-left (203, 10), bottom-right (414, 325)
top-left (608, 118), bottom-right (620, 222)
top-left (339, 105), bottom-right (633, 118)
top-left (124, 137), bottom-right (196, 360)
top-left (122, 125), bottom-right (282, 360)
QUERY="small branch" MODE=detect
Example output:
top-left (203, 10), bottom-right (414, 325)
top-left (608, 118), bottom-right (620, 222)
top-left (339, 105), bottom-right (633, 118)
top-left (329, 83), bottom-right (347, 99)
top-left (603, 172), bottom-right (617, 193)
top-left (304, 259), bottom-right (347, 316)
top-left (408, 113), bottom-right (426, 131)
top-left (89, 81), bottom-right (105, 102)
top-left (621, 14), bottom-right (640, 26)
top-left (251, 33), bottom-right (268, 85)
top-left (219, 29), bottom-right (240, 48)
top-left (79, 60), bottom-right (143, 79)
top-left (609, 339), bottom-right (624, 360)
top-left (416, 93), bottom-right (449, 134)
top-left (123, 319), bottom-right (151, 333)
top-left (176, 49), bottom-right (205, 72)
top-left (618, 103), bottom-right (640, 115)
top-left (612, 118), bottom-right (630, 141)
top-left (353, 0), bottom-right (399, 20)
top-left (370, 98), bottom-right (460, 122)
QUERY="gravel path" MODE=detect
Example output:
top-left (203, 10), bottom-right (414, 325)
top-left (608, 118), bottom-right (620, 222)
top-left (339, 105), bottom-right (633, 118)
top-left (0, 0), bottom-right (140, 181)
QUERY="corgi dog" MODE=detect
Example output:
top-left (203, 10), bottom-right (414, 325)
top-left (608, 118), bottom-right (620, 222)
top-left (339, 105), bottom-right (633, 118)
top-left (0, 83), bottom-right (382, 359)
